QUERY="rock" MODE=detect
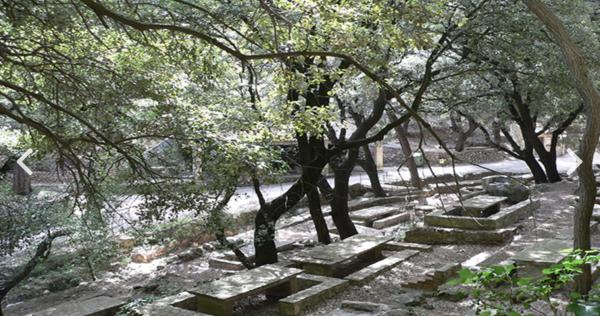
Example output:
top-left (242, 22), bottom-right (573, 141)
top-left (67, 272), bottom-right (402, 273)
top-left (391, 290), bottom-right (425, 307)
top-left (131, 245), bottom-right (168, 263)
top-left (349, 183), bottom-right (369, 198)
top-left (482, 176), bottom-right (529, 203)
top-left (177, 248), bottom-right (203, 262)
top-left (156, 265), bottom-right (165, 271)
top-left (341, 300), bottom-right (387, 312)
top-left (116, 235), bottom-right (136, 252)
top-left (437, 290), bottom-right (467, 302)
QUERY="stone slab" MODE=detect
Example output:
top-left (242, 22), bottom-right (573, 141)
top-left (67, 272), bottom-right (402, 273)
top-left (189, 264), bottom-right (302, 301)
top-left (424, 199), bottom-right (538, 231)
top-left (291, 234), bottom-right (393, 266)
top-left (512, 239), bottom-right (572, 266)
top-left (350, 206), bottom-right (399, 223)
top-left (30, 296), bottom-right (125, 316)
top-left (344, 250), bottom-right (419, 284)
top-left (372, 212), bottom-right (410, 229)
top-left (460, 195), bottom-right (507, 217)
top-left (153, 292), bottom-right (197, 310)
top-left (382, 241), bottom-right (433, 252)
top-left (136, 304), bottom-right (208, 316)
top-left (279, 274), bottom-right (348, 316)
top-left (208, 258), bottom-right (246, 271)
top-left (404, 226), bottom-right (517, 245)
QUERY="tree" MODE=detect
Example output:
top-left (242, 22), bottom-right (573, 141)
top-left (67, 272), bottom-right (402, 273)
top-left (522, 0), bottom-right (600, 294)
top-left (430, 0), bottom-right (596, 183)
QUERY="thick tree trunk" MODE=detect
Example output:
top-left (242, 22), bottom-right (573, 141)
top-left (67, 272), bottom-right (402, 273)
top-left (537, 149), bottom-right (561, 182)
top-left (523, 150), bottom-right (549, 184)
top-left (523, 0), bottom-right (600, 294)
top-left (253, 177), bottom-right (307, 266)
top-left (358, 145), bottom-right (386, 197)
top-left (330, 148), bottom-right (359, 239)
top-left (388, 112), bottom-right (421, 188)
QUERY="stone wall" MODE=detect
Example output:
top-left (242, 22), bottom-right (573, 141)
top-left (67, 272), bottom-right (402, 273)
top-left (374, 145), bottom-right (507, 167)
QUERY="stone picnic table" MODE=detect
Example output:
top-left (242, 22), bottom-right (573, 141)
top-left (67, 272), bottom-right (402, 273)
top-left (189, 264), bottom-right (302, 316)
top-left (290, 234), bottom-right (393, 277)
top-left (460, 194), bottom-right (507, 217)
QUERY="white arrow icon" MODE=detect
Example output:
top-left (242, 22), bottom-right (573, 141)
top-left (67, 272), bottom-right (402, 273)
top-left (567, 148), bottom-right (583, 176)
top-left (16, 149), bottom-right (34, 176)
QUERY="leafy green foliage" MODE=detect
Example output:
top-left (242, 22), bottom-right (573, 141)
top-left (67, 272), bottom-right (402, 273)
top-left (448, 250), bottom-right (600, 315)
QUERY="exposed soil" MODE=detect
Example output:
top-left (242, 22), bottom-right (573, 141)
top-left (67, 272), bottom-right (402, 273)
top-left (2, 179), bottom-right (598, 316)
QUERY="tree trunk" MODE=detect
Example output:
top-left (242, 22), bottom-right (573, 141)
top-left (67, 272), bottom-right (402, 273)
top-left (537, 149), bottom-right (561, 182)
top-left (492, 120), bottom-right (502, 144)
top-left (0, 230), bottom-right (68, 315)
top-left (12, 164), bottom-right (31, 195)
top-left (299, 135), bottom-right (331, 244)
top-left (358, 145), bottom-right (386, 197)
top-left (523, 0), bottom-right (600, 294)
top-left (388, 111), bottom-right (421, 188)
top-left (253, 177), bottom-right (307, 266)
top-left (330, 149), bottom-right (359, 239)
top-left (523, 150), bottom-right (549, 184)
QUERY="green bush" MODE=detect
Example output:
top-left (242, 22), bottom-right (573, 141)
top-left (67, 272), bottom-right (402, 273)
top-left (447, 250), bottom-right (600, 316)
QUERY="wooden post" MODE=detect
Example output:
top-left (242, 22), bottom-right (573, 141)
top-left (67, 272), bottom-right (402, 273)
top-left (375, 141), bottom-right (384, 171)
top-left (13, 164), bottom-right (31, 195)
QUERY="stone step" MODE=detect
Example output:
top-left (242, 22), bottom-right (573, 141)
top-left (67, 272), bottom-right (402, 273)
top-left (344, 250), bottom-right (419, 285)
top-left (30, 296), bottom-right (125, 316)
top-left (372, 212), bottom-right (410, 229)
top-left (279, 274), bottom-right (348, 316)
top-left (382, 241), bottom-right (433, 252)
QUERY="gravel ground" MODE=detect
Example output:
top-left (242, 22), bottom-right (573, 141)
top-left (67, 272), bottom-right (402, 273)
top-left (5, 180), bottom-right (597, 316)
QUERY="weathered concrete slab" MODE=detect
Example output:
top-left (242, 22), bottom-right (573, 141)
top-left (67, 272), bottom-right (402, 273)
top-left (512, 239), bottom-right (572, 278)
top-left (345, 250), bottom-right (419, 285)
top-left (350, 206), bottom-right (399, 223)
top-left (424, 199), bottom-right (539, 230)
top-left (372, 212), bottom-right (410, 229)
top-left (189, 265), bottom-right (302, 301)
top-left (414, 205), bottom-right (437, 213)
top-left (382, 241), bottom-right (433, 252)
top-left (460, 195), bottom-right (507, 217)
top-left (31, 296), bottom-right (125, 316)
top-left (279, 274), bottom-right (349, 316)
top-left (404, 226), bottom-right (517, 245)
top-left (291, 235), bottom-right (392, 267)
top-left (208, 258), bottom-right (245, 271)
top-left (135, 304), bottom-right (208, 316)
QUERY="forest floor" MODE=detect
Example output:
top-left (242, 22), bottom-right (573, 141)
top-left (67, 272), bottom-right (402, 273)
top-left (4, 177), bottom-right (599, 316)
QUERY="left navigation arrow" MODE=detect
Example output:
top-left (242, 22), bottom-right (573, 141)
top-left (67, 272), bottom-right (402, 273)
top-left (16, 149), bottom-right (34, 175)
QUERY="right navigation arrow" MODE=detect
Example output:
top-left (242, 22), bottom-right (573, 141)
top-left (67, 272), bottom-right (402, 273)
top-left (567, 148), bottom-right (583, 176)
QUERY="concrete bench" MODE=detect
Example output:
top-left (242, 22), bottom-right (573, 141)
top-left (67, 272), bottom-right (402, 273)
top-left (344, 250), bottom-right (419, 284)
top-left (189, 264), bottom-right (302, 316)
top-left (30, 296), bottom-right (124, 316)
